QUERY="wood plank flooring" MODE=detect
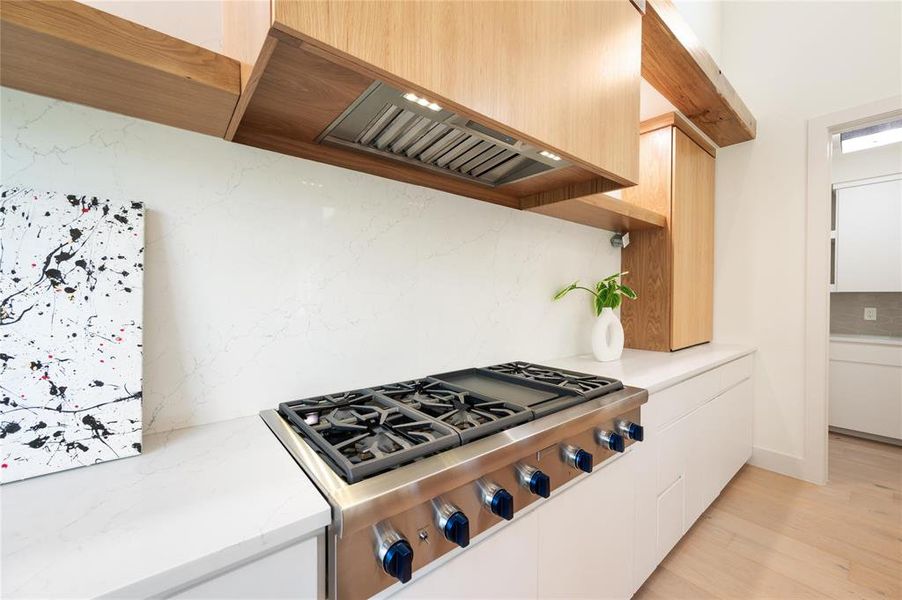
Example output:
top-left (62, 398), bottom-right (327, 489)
top-left (635, 433), bottom-right (902, 599)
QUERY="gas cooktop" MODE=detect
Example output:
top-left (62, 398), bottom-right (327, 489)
top-left (278, 362), bottom-right (623, 483)
top-left (265, 360), bottom-right (644, 599)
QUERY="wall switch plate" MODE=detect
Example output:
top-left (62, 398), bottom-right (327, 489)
top-left (864, 307), bottom-right (877, 321)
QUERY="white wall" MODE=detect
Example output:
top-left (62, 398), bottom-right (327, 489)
top-left (1, 89), bottom-right (619, 434)
top-left (713, 1), bottom-right (902, 479)
top-left (673, 0), bottom-right (724, 64)
top-left (639, 80), bottom-right (678, 122)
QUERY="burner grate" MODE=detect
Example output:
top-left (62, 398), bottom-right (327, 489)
top-left (485, 362), bottom-right (622, 399)
top-left (280, 392), bottom-right (459, 483)
top-left (374, 378), bottom-right (532, 442)
top-left (278, 362), bottom-right (624, 483)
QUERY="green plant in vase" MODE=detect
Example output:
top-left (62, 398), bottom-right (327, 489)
top-left (553, 272), bottom-right (637, 361)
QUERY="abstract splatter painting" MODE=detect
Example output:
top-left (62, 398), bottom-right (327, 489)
top-left (1, 187), bottom-right (143, 483)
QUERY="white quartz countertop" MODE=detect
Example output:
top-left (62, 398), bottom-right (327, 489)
top-left (544, 343), bottom-right (755, 393)
top-left (1, 343), bottom-right (753, 599)
top-left (1, 415), bottom-right (330, 599)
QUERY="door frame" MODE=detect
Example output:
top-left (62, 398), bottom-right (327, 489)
top-left (804, 95), bottom-right (902, 484)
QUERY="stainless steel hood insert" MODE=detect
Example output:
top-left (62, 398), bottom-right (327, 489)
top-left (318, 82), bottom-right (570, 187)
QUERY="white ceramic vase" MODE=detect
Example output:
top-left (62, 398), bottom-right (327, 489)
top-left (591, 307), bottom-right (624, 362)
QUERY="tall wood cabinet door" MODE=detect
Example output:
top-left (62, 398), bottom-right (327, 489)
top-left (670, 129), bottom-right (715, 350)
top-left (272, 0), bottom-right (641, 184)
top-left (536, 451), bottom-right (637, 599)
top-left (621, 127), bottom-right (674, 352)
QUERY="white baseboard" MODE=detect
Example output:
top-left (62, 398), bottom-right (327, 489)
top-left (749, 446), bottom-right (826, 485)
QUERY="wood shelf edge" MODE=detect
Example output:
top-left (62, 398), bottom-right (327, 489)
top-left (0, 0), bottom-right (241, 138)
top-left (642, 0), bottom-right (756, 147)
top-left (525, 193), bottom-right (666, 232)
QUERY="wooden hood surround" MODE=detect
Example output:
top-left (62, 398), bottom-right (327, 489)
top-left (1, 0), bottom-right (755, 233)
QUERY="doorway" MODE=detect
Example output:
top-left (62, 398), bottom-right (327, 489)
top-left (806, 97), bottom-right (902, 484)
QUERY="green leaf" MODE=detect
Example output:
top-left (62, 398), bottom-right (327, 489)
top-left (593, 294), bottom-right (604, 317)
top-left (611, 294), bottom-right (622, 310)
top-left (601, 271), bottom-right (627, 282)
top-left (619, 284), bottom-right (638, 299)
top-left (553, 281), bottom-right (579, 300)
top-left (597, 286), bottom-right (611, 308)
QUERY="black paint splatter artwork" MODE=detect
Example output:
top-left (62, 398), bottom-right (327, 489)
top-left (0, 188), bottom-right (143, 483)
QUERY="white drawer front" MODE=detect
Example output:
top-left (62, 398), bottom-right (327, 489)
top-left (643, 354), bottom-right (753, 432)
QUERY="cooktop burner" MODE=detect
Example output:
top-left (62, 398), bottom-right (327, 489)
top-left (280, 393), bottom-right (458, 483)
top-left (486, 361), bottom-right (622, 399)
top-left (278, 361), bottom-right (624, 483)
top-left (374, 378), bottom-right (532, 442)
top-left (289, 390), bottom-right (376, 426)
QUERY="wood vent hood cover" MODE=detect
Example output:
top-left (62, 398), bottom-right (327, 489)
top-left (226, 4), bottom-right (641, 212)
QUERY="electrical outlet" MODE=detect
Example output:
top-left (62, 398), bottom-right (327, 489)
top-left (864, 307), bottom-right (877, 321)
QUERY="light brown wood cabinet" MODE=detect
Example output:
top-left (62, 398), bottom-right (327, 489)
top-left (620, 113), bottom-right (715, 351)
top-left (224, 0), bottom-right (642, 208)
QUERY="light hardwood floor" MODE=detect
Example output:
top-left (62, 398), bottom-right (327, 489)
top-left (635, 433), bottom-right (902, 599)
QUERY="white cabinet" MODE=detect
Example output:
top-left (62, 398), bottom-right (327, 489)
top-left (633, 356), bottom-right (754, 592)
top-left (655, 477), bottom-right (685, 562)
top-left (536, 451), bottom-right (638, 599)
top-left (168, 535), bottom-right (322, 599)
top-left (391, 511), bottom-right (539, 599)
top-left (686, 378), bottom-right (753, 526)
top-left (829, 337), bottom-right (902, 440)
top-left (656, 415), bottom-right (692, 557)
top-left (834, 176), bottom-right (902, 292)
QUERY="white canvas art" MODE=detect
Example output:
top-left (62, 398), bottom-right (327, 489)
top-left (0, 187), bottom-right (144, 483)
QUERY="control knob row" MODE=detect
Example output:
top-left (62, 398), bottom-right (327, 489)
top-left (561, 420), bottom-right (644, 475)
top-left (377, 421), bottom-right (643, 583)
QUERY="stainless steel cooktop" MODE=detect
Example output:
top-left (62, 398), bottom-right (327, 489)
top-left (263, 361), bottom-right (646, 600)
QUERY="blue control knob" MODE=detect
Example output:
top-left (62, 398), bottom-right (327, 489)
top-left (382, 539), bottom-right (414, 583)
top-left (625, 422), bottom-right (644, 442)
top-left (443, 511), bottom-right (470, 548)
top-left (573, 449), bottom-right (594, 473)
top-left (597, 430), bottom-right (625, 453)
top-left (529, 470), bottom-right (552, 498)
top-left (490, 488), bottom-right (515, 520)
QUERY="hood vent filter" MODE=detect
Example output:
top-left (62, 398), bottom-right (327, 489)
top-left (318, 83), bottom-right (569, 187)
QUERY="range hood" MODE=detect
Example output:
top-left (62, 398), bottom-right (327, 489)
top-left (318, 82), bottom-right (571, 187)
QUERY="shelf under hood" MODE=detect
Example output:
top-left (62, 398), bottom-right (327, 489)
top-left (318, 83), bottom-right (570, 187)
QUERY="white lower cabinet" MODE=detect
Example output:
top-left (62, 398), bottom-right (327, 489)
top-left (168, 534), bottom-right (322, 599)
top-left (687, 377), bottom-right (754, 526)
top-left (536, 449), bottom-right (638, 599)
top-left (829, 338), bottom-right (902, 440)
top-left (633, 361), bottom-right (754, 593)
top-left (655, 476), bottom-right (685, 562)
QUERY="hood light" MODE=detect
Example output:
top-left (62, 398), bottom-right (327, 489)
top-left (403, 92), bottom-right (442, 111)
top-left (540, 150), bottom-right (562, 161)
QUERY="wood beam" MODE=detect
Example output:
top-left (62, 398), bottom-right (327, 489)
top-left (642, 0), bottom-right (756, 147)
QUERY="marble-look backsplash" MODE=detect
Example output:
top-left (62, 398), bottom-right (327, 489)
top-left (831, 292), bottom-right (902, 337)
top-left (1, 89), bottom-right (620, 434)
